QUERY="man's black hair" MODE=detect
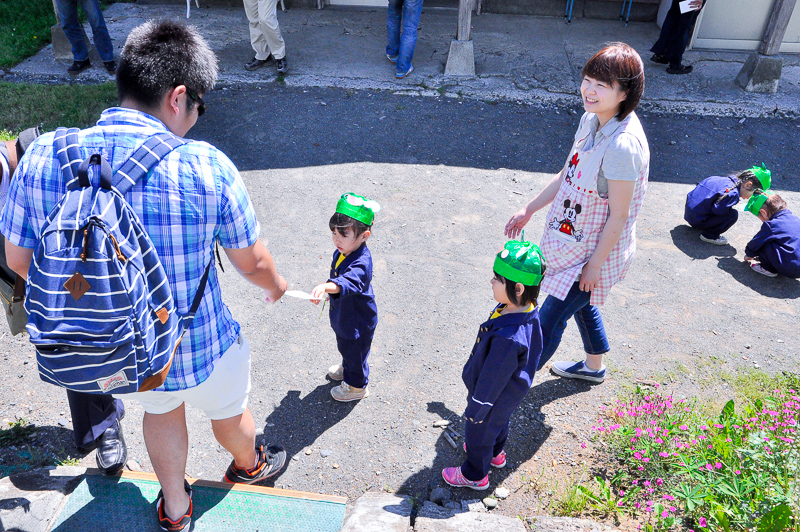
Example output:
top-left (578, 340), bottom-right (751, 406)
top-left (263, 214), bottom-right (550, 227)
top-left (116, 20), bottom-right (218, 111)
top-left (329, 212), bottom-right (371, 237)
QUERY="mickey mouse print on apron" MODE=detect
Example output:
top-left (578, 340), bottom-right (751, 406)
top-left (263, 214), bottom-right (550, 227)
top-left (539, 112), bottom-right (649, 306)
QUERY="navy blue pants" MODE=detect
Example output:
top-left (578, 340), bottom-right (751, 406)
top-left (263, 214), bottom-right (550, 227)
top-left (685, 208), bottom-right (738, 240)
top-left (66, 390), bottom-right (124, 449)
top-left (336, 332), bottom-right (373, 388)
top-left (462, 411), bottom-right (511, 481)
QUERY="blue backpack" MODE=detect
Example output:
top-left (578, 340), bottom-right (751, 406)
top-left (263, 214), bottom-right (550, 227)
top-left (26, 128), bottom-right (210, 394)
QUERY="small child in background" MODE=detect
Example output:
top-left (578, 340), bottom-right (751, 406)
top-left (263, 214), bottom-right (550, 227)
top-left (743, 193), bottom-right (800, 278)
top-left (311, 193), bottom-right (380, 402)
top-left (442, 240), bottom-right (545, 490)
top-left (684, 164), bottom-right (771, 246)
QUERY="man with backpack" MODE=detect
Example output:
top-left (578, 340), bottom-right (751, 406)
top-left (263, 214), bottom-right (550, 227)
top-left (1, 128), bottom-right (128, 476)
top-left (1, 20), bottom-right (288, 532)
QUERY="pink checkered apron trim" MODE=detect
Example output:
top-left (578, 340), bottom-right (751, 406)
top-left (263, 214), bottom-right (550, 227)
top-left (539, 113), bottom-right (649, 306)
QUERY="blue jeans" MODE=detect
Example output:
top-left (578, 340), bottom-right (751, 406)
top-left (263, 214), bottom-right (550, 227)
top-left (533, 282), bottom-right (610, 372)
top-left (56, 0), bottom-right (115, 63)
top-left (386, 0), bottom-right (424, 75)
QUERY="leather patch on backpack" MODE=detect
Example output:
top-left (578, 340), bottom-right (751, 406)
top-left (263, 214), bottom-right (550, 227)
top-left (156, 307), bottom-right (169, 325)
top-left (64, 272), bottom-right (91, 301)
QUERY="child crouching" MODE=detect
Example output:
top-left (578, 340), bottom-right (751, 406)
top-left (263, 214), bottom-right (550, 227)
top-left (743, 193), bottom-right (800, 278)
top-left (442, 240), bottom-right (545, 490)
top-left (684, 164), bottom-right (770, 246)
top-left (311, 193), bottom-right (380, 402)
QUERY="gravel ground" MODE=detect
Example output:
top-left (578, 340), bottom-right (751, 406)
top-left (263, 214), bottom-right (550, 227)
top-left (0, 85), bottom-right (798, 527)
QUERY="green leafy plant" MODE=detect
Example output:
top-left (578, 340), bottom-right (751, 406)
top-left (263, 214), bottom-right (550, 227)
top-left (0, 418), bottom-right (36, 447)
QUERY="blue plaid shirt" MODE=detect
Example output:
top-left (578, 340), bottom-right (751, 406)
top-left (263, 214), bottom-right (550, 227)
top-left (0, 108), bottom-right (260, 391)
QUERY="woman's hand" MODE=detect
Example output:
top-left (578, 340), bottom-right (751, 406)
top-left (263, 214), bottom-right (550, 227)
top-left (505, 208), bottom-right (532, 239)
top-left (579, 261), bottom-right (601, 292)
top-left (689, 0), bottom-right (703, 9)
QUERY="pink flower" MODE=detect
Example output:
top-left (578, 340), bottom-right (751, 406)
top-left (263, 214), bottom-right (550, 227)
top-left (662, 510), bottom-right (669, 518)
top-left (656, 478), bottom-right (663, 486)
top-left (643, 457), bottom-right (651, 462)
top-left (644, 480), bottom-right (651, 487)
top-left (581, 442), bottom-right (587, 448)
top-left (659, 452), bottom-right (669, 457)
top-left (705, 463), bottom-right (713, 471)
top-left (619, 490), bottom-right (625, 496)
top-left (699, 517), bottom-right (707, 527)
top-left (735, 470), bottom-right (741, 475)
top-left (634, 502), bottom-right (641, 508)
top-left (715, 462), bottom-right (722, 469)
top-left (679, 424), bottom-right (688, 430)
top-left (670, 506), bottom-right (676, 512)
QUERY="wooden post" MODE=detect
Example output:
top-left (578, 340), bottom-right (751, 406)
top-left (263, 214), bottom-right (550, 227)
top-left (52, 0), bottom-right (60, 24)
top-left (457, 0), bottom-right (473, 41)
top-left (759, 0), bottom-right (797, 56)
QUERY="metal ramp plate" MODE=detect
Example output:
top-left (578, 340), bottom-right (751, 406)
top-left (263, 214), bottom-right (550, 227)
top-left (51, 470), bottom-right (347, 532)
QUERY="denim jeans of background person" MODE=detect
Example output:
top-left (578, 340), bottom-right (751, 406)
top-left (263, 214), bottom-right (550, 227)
top-left (55, 0), bottom-right (116, 75)
top-left (387, 0), bottom-right (423, 78)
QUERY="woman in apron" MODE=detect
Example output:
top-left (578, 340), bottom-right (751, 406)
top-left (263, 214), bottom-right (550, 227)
top-left (505, 43), bottom-right (650, 384)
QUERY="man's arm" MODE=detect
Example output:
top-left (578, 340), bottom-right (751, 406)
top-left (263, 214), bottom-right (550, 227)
top-left (223, 239), bottom-right (287, 302)
top-left (5, 240), bottom-right (32, 279)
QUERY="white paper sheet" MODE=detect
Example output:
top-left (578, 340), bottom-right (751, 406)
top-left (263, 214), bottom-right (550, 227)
top-left (679, 0), bottom-right (697, 14)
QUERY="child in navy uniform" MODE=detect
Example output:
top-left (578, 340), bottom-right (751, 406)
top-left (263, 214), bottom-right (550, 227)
top-left (442, 240), bottom-right (545, 490)
top-left (743, 193), bottom-right (800, 278)
top-left (684, 164), bottom-right (771, 246)
top-left (311, 193), bottom-right (380, 402)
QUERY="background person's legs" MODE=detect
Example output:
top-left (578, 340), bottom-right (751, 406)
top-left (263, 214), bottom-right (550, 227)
top-left (55, 0), bottom-right (89, 62)
top-left (77, 0), bottom-right (114, 62)
top-left (257, 0), bottom-right (285, 60)
top-left (386, 0), bottom-right (403, 59)
top-left (66, 390), bottom-right (124, 449)
top-left (396, 0), bottom-right (423, 74)
top-left (244, 0), bottom-right (270, 61)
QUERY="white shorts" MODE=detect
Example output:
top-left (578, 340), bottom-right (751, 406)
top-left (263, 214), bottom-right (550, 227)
top-left (125, 334), bottom-right (252, 420)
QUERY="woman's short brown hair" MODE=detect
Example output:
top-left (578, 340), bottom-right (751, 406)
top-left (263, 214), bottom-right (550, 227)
top-left (582, 42), bottom-right (645, 120)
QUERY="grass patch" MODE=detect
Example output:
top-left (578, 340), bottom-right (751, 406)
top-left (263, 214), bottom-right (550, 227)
top-left (0, 0), bottom-right (56, 68)
top-left (0, 81), bottom-right (118, 134)
top-left (586, 370), bottom-right (800, 531)
top-left (0, 418), bottom-right (36, 447)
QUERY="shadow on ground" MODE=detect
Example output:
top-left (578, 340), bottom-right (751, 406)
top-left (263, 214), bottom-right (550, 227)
top-left (256, 383), bottom-right (357, 485)
top-left (716, 256), bottom-right (800, 299)
top-left (395, 377), bottom-right (592, 503)
top-left (670, 225), bottom-right (737, 260)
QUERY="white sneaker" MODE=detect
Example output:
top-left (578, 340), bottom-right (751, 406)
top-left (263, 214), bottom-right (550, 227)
top-left (751, 262), bottom-right (778, 277)
top-left (327, 364), bottom-right (344, 381)
top-left (699, 234), bottom-right (728, 246)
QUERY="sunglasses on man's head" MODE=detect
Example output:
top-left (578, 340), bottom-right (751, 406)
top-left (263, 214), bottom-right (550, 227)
top-left (185, 87), bottom-right (206, 117)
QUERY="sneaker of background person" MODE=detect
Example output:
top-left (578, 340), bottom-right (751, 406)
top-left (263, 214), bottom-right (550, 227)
top-left (386, 53), bottom-right (398, 63)
top-left (156, 480), bottom-right (192, 532)
top-left (462, 443), bottom-right (507, 468)
top-left (699, 234), bottom-right (728, 245)
top-left (67, 59), bottom-right (91, 76)
top-left (327, 364), bottom-right (344, 381)
top-left (650, 53), bottom-right (669, 64)
top-left (330, 382), bottom-right (369, 402)
top-left (441, 467), bottom-right (490, 490)
top-left (104, 61), bottom-right (117, 74)
top-left (751, 262), bottom-right (778, 277)
top-left (551, 361), bottom-right (606, 383)
top-left (224, 444), bottom-right (287, 484)
top-left (276, 57), bottom-right (288, 75)
top-left (396, 64), bottom-right (414, 79)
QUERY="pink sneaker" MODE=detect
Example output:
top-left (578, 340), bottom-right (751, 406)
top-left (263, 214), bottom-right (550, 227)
top-left (462, 443), bottom-right (507, 468)
top-left (441, 467), bottom-right (489, 490)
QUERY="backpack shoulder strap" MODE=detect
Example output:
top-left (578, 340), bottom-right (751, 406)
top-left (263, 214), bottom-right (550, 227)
top-left (53, 127), bottom-right (83, 190)
top-left (113, 133), bottom-right (188, 196)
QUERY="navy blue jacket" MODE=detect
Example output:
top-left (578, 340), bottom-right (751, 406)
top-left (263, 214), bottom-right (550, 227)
top-left (745, 209), bottom-right (800, 278)
top-left (462, 305), bottom-right (542, 424)
top-left (684, 175), bottom-right (740, 227)
top-left (328, 243), bottom-right (377, 339)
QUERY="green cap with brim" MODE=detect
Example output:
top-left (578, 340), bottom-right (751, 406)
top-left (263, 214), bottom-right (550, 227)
top-left (335, 193), bottom-right (380, 226)
top-left (494, 240), bottom-right (546, 286)
top-left (750, 163), bottom-right (771, 191)
top-left (745, 192), bottom-right (769, 216)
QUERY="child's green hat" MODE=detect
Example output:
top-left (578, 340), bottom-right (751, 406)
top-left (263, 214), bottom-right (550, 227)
top-left (749, 163), bottom-right (771, 191)
top-left (744, 191), bottom-right (769, 216)
top-left (335, 193), bottom-right (381, 226)
top-left (494, 240), bottom-right (546, 286)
